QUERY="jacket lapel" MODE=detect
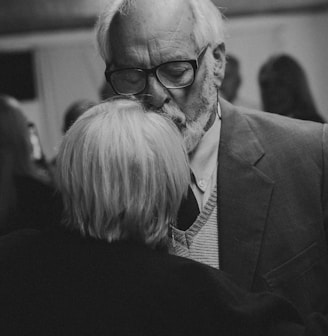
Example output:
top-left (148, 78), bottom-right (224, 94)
top-left (218, 99), bottom-right (274, 290)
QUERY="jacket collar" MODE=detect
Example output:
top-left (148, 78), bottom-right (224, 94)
top-left (218, 99), bottom-right (274, 290)
top-left (219, 99), bottom-right (265, 165)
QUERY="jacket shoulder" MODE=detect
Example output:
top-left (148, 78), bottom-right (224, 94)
top-left (236, 106), bottom-right (326, 153)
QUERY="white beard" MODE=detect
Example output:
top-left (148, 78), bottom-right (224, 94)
top-left (181, 110), bottom-right (209, 153)
top-left (148, 101), bottom-right (213, 153)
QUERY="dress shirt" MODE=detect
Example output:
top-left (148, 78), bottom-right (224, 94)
top-left (189, 103), bottom-right (221, 210)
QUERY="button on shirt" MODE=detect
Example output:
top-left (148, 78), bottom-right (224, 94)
top-left (189, 104), bottom-right (221, 210)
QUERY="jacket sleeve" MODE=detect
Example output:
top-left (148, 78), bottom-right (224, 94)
top-left (189, 262), bottom-right (328, 336)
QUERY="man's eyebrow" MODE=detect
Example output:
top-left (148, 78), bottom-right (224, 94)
top-left (107, 61), bottom-right (135, 70)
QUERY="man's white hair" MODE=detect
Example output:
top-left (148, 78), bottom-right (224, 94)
top-left (56, 97), bottom-right (190, 248)
top-left (96, 0), bottom-right (226, 64)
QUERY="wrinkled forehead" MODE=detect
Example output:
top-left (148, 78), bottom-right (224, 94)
top-left (109, 0), bottom-right (197, 65)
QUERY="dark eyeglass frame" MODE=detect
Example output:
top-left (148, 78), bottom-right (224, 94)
top-left (105, 45), bottom-right (209, 95)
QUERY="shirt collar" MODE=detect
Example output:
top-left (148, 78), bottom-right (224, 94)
top-left (189, 103), bottom-right (221, 192)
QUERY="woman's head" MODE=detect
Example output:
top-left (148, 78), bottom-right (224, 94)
top-left (0, 95), bottom-right (32, 175)
top-left (56, 97), bottom-right (190, 248)
top-left (258, 54), bottom-right (320, 121)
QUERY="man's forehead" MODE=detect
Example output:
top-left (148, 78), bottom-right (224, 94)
top-left (111, 0), bottom-right (194, 40)
top-left (128, 0), bottom-right (191, 21)
top-left (109, 0), bottom-right (196, 66)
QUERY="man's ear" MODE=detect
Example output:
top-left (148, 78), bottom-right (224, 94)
top-left (213, 43), bottom-right (226, 83)
top-left (213, 43), bottom-right (226, 72)
top-left (213, 43), bottom-right (225, 61)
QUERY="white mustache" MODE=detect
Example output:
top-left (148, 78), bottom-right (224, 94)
top-left (138, 94), bottom-right (186, 130)
top-left (151, 104), bottom-right (186, 130)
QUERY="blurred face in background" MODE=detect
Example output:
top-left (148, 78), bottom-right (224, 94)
top-left (259, 72), bottom-right (294, 117)
top-left (220, 58), bottom-right (241, 103)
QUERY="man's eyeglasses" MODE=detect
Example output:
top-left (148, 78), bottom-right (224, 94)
top-left (105, 45), bottom-right (208, 96)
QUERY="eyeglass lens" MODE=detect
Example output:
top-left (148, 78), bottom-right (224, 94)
top-left (110, 69), bottom-right (146, 95)
top-left (157, 62), bottom-right (194, 88)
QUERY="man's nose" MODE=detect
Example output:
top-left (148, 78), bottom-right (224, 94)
top-left (143, 75), bottom-right (170, 109)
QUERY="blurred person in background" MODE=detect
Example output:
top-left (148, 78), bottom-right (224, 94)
top-left (50, 99), bottom-right (95, 172)
top-left (0, 97), bottom-right (327, 335)
top-left (28, 121), bottom-right (54, 183)
top-left (0, 95), bottom-right (62, 235)
top-left (99, 80), bottom-right (114, 101)
top-left (220, 54), bottom-right (241, 103)
top-left (258, 54), bottom-right (325, 123)
top-left (62, 99), bottom-right (95, 134)
top-left (221, 54), bottom-right (258, 108)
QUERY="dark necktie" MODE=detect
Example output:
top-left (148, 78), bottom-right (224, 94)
top-left (177, 186), bottom-right (200, 231)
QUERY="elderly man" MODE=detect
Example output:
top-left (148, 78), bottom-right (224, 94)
top-left (96, 0), bottom-right (328, 317)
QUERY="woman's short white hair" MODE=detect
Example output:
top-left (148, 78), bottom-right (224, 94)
top-left (96, 0), bottom-right (226, 64)
top-left (56, 97), bottom-right (190, 248)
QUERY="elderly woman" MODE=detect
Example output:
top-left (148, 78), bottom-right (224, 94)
top-left (0, 97), bottom-right (325, 335)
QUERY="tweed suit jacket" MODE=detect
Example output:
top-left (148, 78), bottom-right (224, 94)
top-left (218, 99), bottom-right (328, 317)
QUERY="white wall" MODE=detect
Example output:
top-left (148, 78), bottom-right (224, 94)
top-left (225, 10), bottom-right (328, 119)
